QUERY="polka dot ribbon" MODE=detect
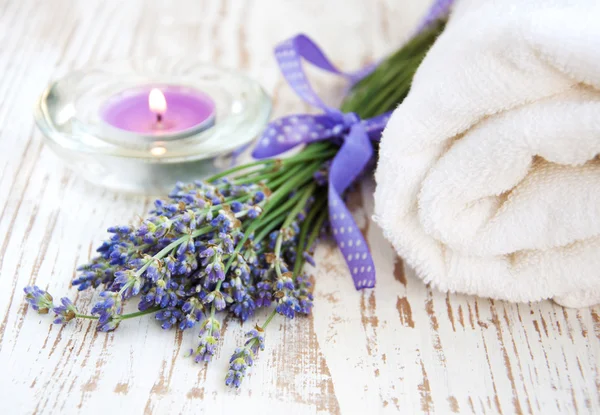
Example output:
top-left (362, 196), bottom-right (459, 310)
top-left (252, 35), bottom-right (391, 290)
top-left (252, 2), bottom-right (453, 289)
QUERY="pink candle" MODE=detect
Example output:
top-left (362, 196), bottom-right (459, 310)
top-left (100, 85), bottom-right (216, 137)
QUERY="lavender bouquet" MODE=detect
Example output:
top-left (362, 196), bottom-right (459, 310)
top-left (24, 20), bottom-right (445, 388)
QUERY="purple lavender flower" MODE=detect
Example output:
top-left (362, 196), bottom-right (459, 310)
top-left (230, 201), bottom-right (243, 212)
top-left (73, 263), bottom-right (112, 290)
top-left (192, 317), bottom-right (221, 362)
top-left (113, 270), bottom-right (142, 299)
top-left (91, 291), bottom-right (123, 331)
top-left (253, 191), bottom-right (266, 203)
top-left (255, 281), bottom-right (272, 308)
top-left (176, 251), bottom-right (198, 276)
top-left (107, 225), bottom-right (133, 235)
top-left (23, 286), bottom-right (54, 314)
top-left (180, 297), bottom-right (204, 330)
top-left (225, 328), bottom-right (265, 388)
top-left (247, 206), bottom-right (262, 219)
top-left (303, 252), bottom-right (316, 267)
top-left (155, 307), bottom-right (183, 330)
top-left (144, 259), bottom-right (162, 282)
top-left (275, 274), bottom-right (294, 291)
top-left (205, 262), bottom-right (225, 284)
top-left (148, 279), bottom-right (180, 309)
top-left (25, 167), bottom-right (321, 387)
top-left (219, 233), bottom-right (235, 254)
top-left (275, 295), bottom-right (300, 319)
top-left (231, 290), bottom-right (256, 321)
top-left (244, 328), bottom-right (265, 354)
top-left (294, 275), bottom-right (314, 315)
top-left (225, 348), bottom-right (251, 388)
top-left (52, 297), bottom-right (77, 324)
top-left (202, 290), bottom-right (231, 311)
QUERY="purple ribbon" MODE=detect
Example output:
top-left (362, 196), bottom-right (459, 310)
top-left (252, 35), bottom-right (390, 289)
top-left (252, 2), bottom-right (454, 289)
top-left (416, 0), bottom-right (454, 32)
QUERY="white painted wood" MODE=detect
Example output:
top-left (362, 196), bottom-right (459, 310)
top-left (0, 1), bottom-right (598, 414)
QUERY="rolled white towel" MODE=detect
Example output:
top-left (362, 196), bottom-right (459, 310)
top-left (374, 0), bottom-right (600, 307)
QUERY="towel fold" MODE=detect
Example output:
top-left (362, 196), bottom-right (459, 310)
top-left (374, 0), bottom-right (600, 307)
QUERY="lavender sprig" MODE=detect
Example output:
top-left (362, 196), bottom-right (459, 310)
top-left (52, 297), bottom-right (77, 324)
top-left (23, 146), bottom-right (328, 388)
top-left (192, 317), bottom-right (220, 362)
top-left (225, 318), bottom-right (271, 388)
top-left (24, 286), bottom-right (53, 314)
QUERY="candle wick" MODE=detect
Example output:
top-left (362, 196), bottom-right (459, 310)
top-left (156, 113), bottom-right (163, 123)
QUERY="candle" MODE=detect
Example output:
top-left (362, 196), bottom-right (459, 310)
top-left (35, 57), bottom-right (271, 194)
top-left (100, 85), bottom-right (216, 138)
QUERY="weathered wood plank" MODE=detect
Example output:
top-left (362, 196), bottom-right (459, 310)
top-left (0, 1), bottom-right (598, 414)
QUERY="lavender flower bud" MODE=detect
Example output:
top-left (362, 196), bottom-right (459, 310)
top-left (231, 291), bottom-right (256, 322)
top-left (203, 291), bottom-right (231, 311)
top-left (302, 252), bottom-right (316, 267)
top-left (52, 297), bottom-right (77, 324)
top-left (230, 201), bottom-right (243, 212)
top-left (193, 317), bottom-right (221, 362)
top-left (247, 206), bottom-right (262, 219)
top-left (91, 291), bottom-right (123, 331)
top-left (253, 191), bottom-right (266, 203)
top-left (155, 307), bottom-right (183, 330)
top-left (225, 328), bottom-right (265, 388)
top-left (23, 286), bottom-right (54, 314)
top-left (114, 270), bottom-right (142, 299)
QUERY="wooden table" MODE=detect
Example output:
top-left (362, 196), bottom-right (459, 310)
top-left (1, 1), bottom-right (598, 413)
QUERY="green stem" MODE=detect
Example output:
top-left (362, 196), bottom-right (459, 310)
top-left (267, 163), bottom-right (307, 190)
top-left (226, 165), bottom-right (276, 183)
top-left (233, 170), bottom-right (281, 185)
top-left (121, 308), bottom-right (161, 320)
top-left (282, 184), bottom-right (317, 234)
top-left (75, 307), bottom-right (160, 321)
top-left (245, 309), bottom-right (278, 355)
top-left (293, 195), bottom-right (326, 276)
top-left (280, 147), bottom-right (337, 165)
top-left (267, 162), bottom-right (320, 206)
top-left (306, 209), bottom-right (327, 250)
top-left (75, 314), bottom-right (98, 320)
top-left (273, 232), bottom-right (284, 277)
top-left (256, 185), bottom-right (307, 229)
top-left (260, 309), bottom-right (277, 330)
top-left (253, 211), bottom-right (286, 244)
top-left (273, 183), bottom-right (316, 277)
top-left (206, 159), bottom-right (274, 182)
top-left (340, 19), bottom-right (445, 116)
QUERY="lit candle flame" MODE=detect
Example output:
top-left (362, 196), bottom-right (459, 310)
top-left (149, 88), bottom-right (167, 116)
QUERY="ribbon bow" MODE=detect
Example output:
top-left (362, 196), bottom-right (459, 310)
top-left (252, 35), bottom-right (391, 289)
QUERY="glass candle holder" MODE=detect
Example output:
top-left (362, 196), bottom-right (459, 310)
top-left (34, 58), bottom-right (271, 194)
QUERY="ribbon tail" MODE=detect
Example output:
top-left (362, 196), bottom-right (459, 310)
top-left (328, 190), bottom-right (376, 289)
top-left (328, 124), bottom-right (376, 289)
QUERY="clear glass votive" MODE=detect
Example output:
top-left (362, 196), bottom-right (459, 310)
top-left (34, 58), bottom-right (271, 194)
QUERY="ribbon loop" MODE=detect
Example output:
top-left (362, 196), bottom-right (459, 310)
top-left (275, 34), bottom-right (367, 113)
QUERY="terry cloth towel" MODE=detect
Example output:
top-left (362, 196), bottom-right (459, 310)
top-left (374, 0), bottom-right (600, 307)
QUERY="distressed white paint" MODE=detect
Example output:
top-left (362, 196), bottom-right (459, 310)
top-left (0, 1), bottom-right (598, 414)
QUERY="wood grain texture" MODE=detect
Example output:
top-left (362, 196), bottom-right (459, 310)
top-left (0, 0), bottom-right (599, 414)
